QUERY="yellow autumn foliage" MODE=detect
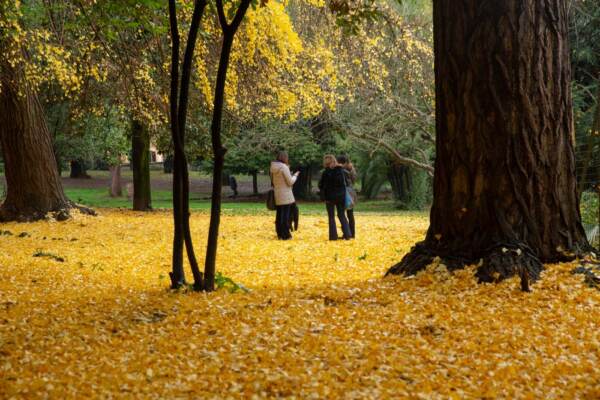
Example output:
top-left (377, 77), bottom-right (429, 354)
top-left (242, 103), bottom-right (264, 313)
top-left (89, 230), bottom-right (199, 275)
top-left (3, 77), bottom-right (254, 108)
top-left (195, 0), bottom-right (339, 122)
top-left (0, 211), bottom-right (599, 398)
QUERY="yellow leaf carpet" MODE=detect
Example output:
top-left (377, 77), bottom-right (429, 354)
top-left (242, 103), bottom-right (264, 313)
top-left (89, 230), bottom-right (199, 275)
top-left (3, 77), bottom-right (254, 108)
top-left (0, 211), bottom-right (599, 399)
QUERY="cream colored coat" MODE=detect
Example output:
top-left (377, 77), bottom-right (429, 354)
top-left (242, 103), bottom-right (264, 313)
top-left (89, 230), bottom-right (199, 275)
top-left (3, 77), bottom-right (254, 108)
top-left (270, 161), bottom-right (297, 206)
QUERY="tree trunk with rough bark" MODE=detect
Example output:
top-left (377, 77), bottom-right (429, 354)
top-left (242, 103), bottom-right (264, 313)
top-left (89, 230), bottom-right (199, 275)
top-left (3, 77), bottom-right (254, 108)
top-left (0, 48), bottom-right (71, 221)
top-left (387, 0), bottom-right (591, 290)
top-left (131, 119), bottom-right (152, 211)
top-left (109, 164), bottom-right (122, 197)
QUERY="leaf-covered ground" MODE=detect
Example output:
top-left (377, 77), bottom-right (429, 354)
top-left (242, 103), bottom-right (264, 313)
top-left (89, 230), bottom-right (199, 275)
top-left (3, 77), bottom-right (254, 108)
top-left (0, 211), bottom-right (599, 399)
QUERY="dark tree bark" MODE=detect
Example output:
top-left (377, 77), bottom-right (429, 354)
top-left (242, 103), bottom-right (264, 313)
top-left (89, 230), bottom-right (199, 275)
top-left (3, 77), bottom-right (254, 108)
top-left (109, 164), bottom-right (122, 197)
top-left (293, 165), bottom-right (312, 200)
top-left (388, 163), bottom-right (411, 203)
top-left (131, 119), bottom-right (152, 211)
top-left (0, 48), bottom-right (71, 221)
top-left (252, 170), bottom-right (258, 195)
top-left (387, 0), bottom-right (591, 290)
top-left (69, 159), bottom-right (91, 179)
top-left (203, 0), bottom-right (251, 292)
top-left (168, 0), bottom-right (206, 289)
top-left (163, 154), bottom-right (174, 174)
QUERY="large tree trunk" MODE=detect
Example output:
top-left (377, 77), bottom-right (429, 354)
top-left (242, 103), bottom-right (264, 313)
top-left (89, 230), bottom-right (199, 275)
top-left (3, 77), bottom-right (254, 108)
top-left (131, 119), bottom-right (152, 211)
top-left (387, 0), bottom-right (591, 290)
top-left (0, 49), bottom-right (71, 221)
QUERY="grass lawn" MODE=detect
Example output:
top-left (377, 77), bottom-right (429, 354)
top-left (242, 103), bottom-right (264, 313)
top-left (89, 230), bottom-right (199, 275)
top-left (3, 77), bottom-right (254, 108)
top-left (65, 187), bottom-right (425, 216)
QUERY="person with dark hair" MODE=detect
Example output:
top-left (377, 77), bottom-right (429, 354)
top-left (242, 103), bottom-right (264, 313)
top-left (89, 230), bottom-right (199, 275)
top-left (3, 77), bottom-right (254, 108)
top-left (318, 154), bottom-right (352, 240)
top-left (337, 154), bottom-right (357, 238)
top-left (270, 151), bottom-right (299, 240)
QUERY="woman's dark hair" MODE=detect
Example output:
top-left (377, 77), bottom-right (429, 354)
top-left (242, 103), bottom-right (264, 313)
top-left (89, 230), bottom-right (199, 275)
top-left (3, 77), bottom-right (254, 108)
top-left (276, 150), bottom-right (288, 162)
top-left (336, 155), bottom-right (349, 164)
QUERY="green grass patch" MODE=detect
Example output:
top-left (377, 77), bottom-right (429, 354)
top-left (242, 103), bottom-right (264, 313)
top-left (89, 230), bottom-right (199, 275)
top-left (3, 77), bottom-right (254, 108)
top-left (65, 188), bottom-right (423, 216)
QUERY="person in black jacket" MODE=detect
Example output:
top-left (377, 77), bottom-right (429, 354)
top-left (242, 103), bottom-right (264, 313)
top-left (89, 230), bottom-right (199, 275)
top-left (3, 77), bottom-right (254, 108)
top-left (318, 154), bottom-right (352, 240)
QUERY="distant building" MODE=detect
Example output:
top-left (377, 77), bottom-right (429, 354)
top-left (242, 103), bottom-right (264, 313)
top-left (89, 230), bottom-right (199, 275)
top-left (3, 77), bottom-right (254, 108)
top-left (149, 144), bottom-right (164, 163)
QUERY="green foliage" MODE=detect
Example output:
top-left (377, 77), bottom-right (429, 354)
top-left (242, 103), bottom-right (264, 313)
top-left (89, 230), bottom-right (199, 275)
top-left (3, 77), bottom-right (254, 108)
top-left (215, 272), bottom-right (250, 293)
top-left (52, 105), bottom-right (129, 168)
top-left (581, 191), bottom-right (599, 227)
top-left (204, 119), bottom-right (345, 177)
top-left (329, 0), bottom-right (382, 35)
top-left (358, 153), bottom-right (389, 200)
top-left (395, 168), bottom-right (431, 210)
top-left (570, 0), bottom-right (600, 191)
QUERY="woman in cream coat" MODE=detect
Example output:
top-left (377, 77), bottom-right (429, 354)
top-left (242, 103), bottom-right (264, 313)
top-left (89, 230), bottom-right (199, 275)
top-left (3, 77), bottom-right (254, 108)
top-left (270, 151), bottom-right (299, 240)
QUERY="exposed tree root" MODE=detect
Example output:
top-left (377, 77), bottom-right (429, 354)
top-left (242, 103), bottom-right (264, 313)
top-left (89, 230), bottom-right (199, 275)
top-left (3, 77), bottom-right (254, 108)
top-left (0, 202), bottom-right (96, 222)
top-left (476, 245), bottom-right (543, 292)
top-left (386, 242), bottom-right (434, 277)
top-left (169, 272), bottom-right (187, 290)
top-left (70, 203), bottom-right (97, 216)
top-left (386, 241), bottom-right (547, 292)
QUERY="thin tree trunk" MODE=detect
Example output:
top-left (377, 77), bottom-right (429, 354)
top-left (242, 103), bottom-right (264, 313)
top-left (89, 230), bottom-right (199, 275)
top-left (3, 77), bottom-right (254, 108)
top-left (388, 163), bottom-right (409, 202)
top-left (131, 119), bottom-right (152, 211)
top-left (252, 171), bottom-right (258, 195)
top-left (163, 154), bottom-right (174, 174)
top-left (168, 0), bottom-right (206, 289)
top-left (387, 0), bottom-right (591, 290)
top-left (69, 159), bottom-right (91, 179)
top-left (177, 0), bottom-right (205, 290)
top-left (292, 165), bottom-right (312, 200)
top-left (109, 164), bottom-right (122, 197)
top-left (168, 0), bottom-right (185, 287)
top-left (204, 0), bottom-right (251, 292)
top-left (0, 46), bottom-right (71, 221)
top-left (204, 33), bottom-right (234, 292)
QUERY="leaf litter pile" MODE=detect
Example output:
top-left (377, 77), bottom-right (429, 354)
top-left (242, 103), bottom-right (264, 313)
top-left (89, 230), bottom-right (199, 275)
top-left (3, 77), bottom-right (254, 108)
top-left (0, 211), bottom-right (599, 399)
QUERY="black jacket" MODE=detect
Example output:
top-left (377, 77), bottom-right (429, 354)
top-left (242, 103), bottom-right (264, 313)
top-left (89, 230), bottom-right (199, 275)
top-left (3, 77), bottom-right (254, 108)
top-left (319, 166), bottom-right (346, 203)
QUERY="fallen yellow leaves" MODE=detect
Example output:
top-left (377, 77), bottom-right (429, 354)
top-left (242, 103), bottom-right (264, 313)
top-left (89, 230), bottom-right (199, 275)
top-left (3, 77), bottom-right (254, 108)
top-left (0, 210), bottom-right (599, 399)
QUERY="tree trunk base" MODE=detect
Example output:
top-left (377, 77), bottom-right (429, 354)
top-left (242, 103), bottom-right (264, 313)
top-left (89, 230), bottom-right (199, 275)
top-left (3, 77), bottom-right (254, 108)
top-left (0, 201), bottom-right (96, 222)
top-left (387, 241), bottom-right (548, 292)
top-left (169, 272), bottom-right (187, 290)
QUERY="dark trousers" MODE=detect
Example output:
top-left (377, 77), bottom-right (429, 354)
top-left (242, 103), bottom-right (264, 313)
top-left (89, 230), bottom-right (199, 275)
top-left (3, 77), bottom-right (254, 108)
top-left (326, 202), bottom-right (352, 240)
top-left (275, 204), bottom-right (292, 239)
top-left (346, 208), bottom-right (355, 238)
